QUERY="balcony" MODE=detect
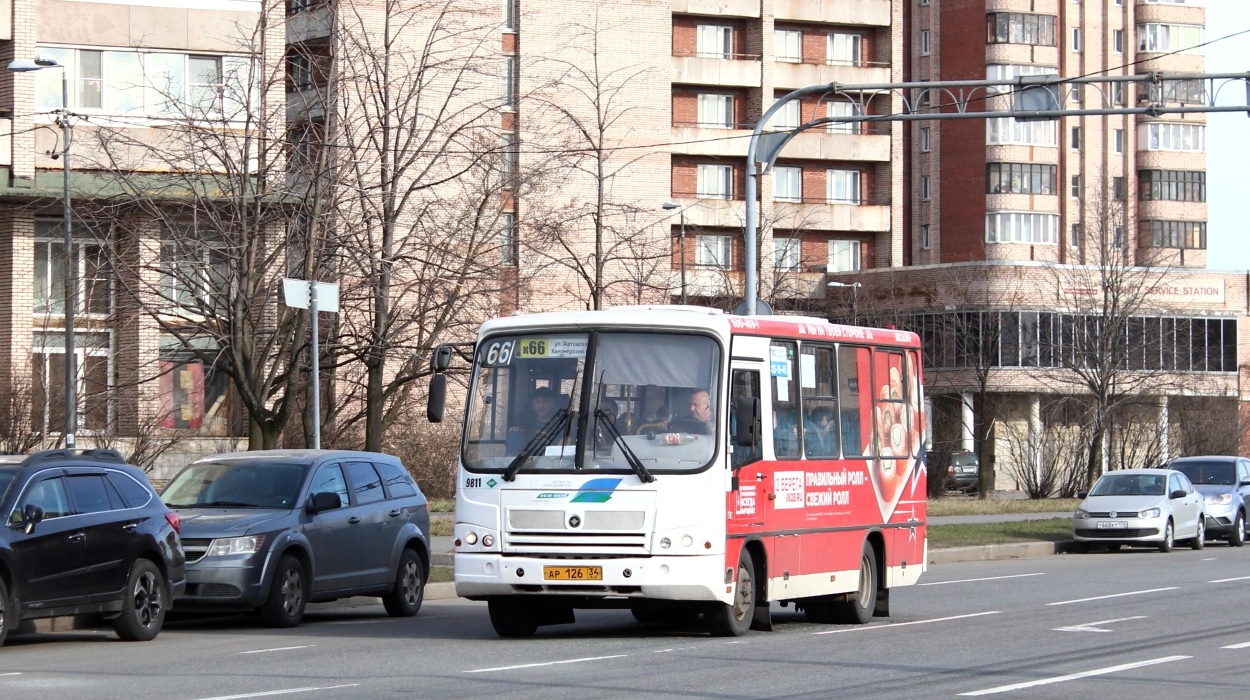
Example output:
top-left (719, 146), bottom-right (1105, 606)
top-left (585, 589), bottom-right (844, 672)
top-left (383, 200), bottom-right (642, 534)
top-left (665, 196), bottom-right (747, 229)
top-left (671, 0), bottom-right (760, 18)
top-left (671, 126), bottom-right (752, 158)
top-left (774, 0), bottom-right (891, 26)
top-left (672, 55), bottom-right (762, 88)
top-left (774, 61), bottom-right (890, 90)
top-left (1135, 2), bottom-right (1206, 26)
top-left (288, 4), bottom-right (333, 43)
top-left (773, 202), bottom-right (890, 232)
top-left (672, 269), bottom-right (743, 299)
top-left (785, 129), bottom-right (891, 162)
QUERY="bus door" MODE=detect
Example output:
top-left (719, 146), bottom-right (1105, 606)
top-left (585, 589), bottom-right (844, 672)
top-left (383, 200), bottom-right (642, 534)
top-left (727, 362), bottom-right (764, 532)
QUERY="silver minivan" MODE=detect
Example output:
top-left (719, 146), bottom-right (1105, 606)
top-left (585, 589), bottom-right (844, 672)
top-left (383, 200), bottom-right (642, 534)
top-left (1169, 456), bottom-right (1250, 547)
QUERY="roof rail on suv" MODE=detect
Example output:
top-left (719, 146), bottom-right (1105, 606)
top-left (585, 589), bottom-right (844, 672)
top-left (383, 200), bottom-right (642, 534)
top-left (21, 448), bottom-right (127, 466)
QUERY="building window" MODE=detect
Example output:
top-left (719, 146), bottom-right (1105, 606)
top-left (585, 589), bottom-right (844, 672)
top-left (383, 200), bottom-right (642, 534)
top-left (1139, 170), bottom-right (1205, 202)
top-left (502, 56), bottom-right (516, 109)
top-left (697, 93), bottom-right (735, 128)
top-left (289, 0), bottom-right (325, 12)
top-left (697, 164), bottom-right (733, 199)
top-left (1113, 177), bottom-right (1126, 201)
top-left (1070, 126), bottom-right (1081, 150)
top-left (288, 51), bottom-right (312, 91)
top-left (1070, 83), bottom-right (1082, 104)
top-left (1139, 122), bottom-right (1205, 152)
top-left (920, 31), bottom-right (931, 56)
top-left (827, 33), bottom-right (862, 66)
top-left (774, 29), bottom-right (801, 63)
top-left (772, 98), bottom-right (800, 130)
top-left (1070, 224), bottom-right (1081, 248)
top-left (500, 132), bottom-right (517, 178)
top-left (1113, 29), bottom-right (1124, 53)
top-left (774, 236), bottom-right (801, 271)
top-left (826, 100), bottom-right (862, 134)
top-left (1161, 78), bottom-right (1207, 105)
top-left (695, 234), bottom-right (732, 268)
top-left (34, 221), bottom-right (111, 316)
top-left (1113, 226), bottom-right (1125, 247)
top-left (1142, 220), bottom-right (1206, 249)
top-left (986, 163), bottom-right (1056, 195)
top-left (1112, 83), bottom-right (1126, 105)
top-left (920, 225), bottom-right (931, 250)
top-left (985, 211), bottom-right (1060, 244)
top-left (919, 175), bottom-right (930, 201)
top-left (32, 331), bottom-right (112, 433)
top-left (986, 13), bottom-right (1057, 47)
top-left (1138, 24), bottom-right (1204, 54)
top-left (1071, 175), bottom-right (1082, 198)
top-left (287, 117), bottom-right (325, 170)
top-left (1071, 27), bottom-right (1082, 51)
top-left (503, 0), bottom-right (517, 31)
top-left (829, 169), bottom-right (862, 204)
top-left (161, 224), bottom-right (229, 311)
top-left (828, 240), bottom-right (861, 272)
top-left (986, 117), bottom-right (1057, 145)
top-left (920, 127), bottom-right (930, 152)
top-left (1114, 128), bottom-right (1125, 154)
top-left (697, 25), bottom-right (733, 59)
top-left (774, 166), bottom-right (802, 202)
top-left (500, 213), bottom-right (516, 265)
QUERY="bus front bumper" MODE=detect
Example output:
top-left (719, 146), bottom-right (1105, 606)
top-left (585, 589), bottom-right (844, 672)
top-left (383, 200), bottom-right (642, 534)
top-left (454, 552), bottom-right (732, 604)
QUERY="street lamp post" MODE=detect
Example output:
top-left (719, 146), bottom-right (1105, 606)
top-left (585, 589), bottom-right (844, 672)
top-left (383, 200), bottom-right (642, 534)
top-left (9, 56), bottom-right (75, 447)
top-left (661, 201), bottom-right (687, 304)
top-left (827, 281), bottom-right (861, 325)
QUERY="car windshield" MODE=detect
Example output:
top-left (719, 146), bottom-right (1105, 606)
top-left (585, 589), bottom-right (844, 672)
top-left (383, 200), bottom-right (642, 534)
top-left (0, 468), bottom-right (16, 503)
top-left (463, 331), bottom-right (721, 475)
top-left (1172, 461), bottom-right (1237, 486)
top-left (162, 461), bottom-right (308, 509)
top-left (1090, 473), bottom-right (1167, 497)
top-left (952, 454), bottom-right (978, 467)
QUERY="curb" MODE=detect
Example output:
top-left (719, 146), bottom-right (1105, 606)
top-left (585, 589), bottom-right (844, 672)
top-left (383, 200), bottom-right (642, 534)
top-left (928, 540), bottom-right (1079, 564)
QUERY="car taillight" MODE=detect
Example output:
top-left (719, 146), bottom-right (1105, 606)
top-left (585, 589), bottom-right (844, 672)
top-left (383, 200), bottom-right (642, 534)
top-left (164, 511), bottom-right (181, 534)
top-left (947, 465), bottom-right (956, 474)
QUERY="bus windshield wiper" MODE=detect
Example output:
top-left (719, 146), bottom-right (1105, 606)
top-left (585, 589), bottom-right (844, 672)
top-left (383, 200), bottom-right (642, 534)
top-left (595, 409), bottom-right (656, 484)
top-left (503, 408), bottom-right (570, 482)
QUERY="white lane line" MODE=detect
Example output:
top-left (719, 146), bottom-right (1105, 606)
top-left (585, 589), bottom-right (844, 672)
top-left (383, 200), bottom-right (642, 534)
top-left (0, 673), bottom-right (21, 677)
top-left (1221, 641), bottom-right (1250, 649)
top-left (1201, 557), bottom-right (1217, 561)
top-left (959, 655), bottom-right (1190, 696)
top-left (190, 685), bottom-right (360, 700)
top-left (1046, 587), bottom-right (1178, 606)
top-left (919, 573), bottom-right (1045, 587)
top-left (654, 648), bottom-right (673, 653)
top-left (813, 611), bottom-right (1000, 635)
top-left (238, 645), bottom-right (315, 655)
top-left (1209, 575), bottom-right (1250, 583)
top-left (464, 654), bottom-right (628, 674)
top-left (1053, 615), bottom-right (1147, 633)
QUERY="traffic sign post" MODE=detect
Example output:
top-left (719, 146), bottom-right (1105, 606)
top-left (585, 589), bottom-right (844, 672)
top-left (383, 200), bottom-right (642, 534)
top-left (283, 278), bottom-right (339, 449)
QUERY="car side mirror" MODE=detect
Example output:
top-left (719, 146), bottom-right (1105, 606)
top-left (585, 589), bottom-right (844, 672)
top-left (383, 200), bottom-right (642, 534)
top-left (734, 395), bottom-right (759, 448)
top-left (22, 504), bottom-right (44, 535)
top-left (1170, 489), bottom-right (1186, 500)
top-left (1241, 479), bottom-right (1250, 487)
top-left (307, 491), bottom-right (342, 514)
top-left (1076, 491), bottom-right (1087, 500)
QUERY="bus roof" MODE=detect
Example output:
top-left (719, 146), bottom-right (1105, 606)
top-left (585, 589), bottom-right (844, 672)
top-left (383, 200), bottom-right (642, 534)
top-left (478, 306), bottom-right (920, 349)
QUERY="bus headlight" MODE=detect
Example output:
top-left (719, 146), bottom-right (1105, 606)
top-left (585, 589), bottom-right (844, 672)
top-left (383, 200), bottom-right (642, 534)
top-left (464, 531), bottom-right (478, 545)
top-left (659, 537), bottom-right (671, 549)
top-left (482, 534), bottom-right (495, 547)
top-left (681, 535), bottom-right (694, 548)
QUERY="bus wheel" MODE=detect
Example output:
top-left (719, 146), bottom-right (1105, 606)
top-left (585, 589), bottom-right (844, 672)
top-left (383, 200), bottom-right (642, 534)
top-left (705, 548), bottom-right (756, 637)
top-left (834, 542), bottom-right (878, 625)
top-left (488, 598), bottom-right (539, 638)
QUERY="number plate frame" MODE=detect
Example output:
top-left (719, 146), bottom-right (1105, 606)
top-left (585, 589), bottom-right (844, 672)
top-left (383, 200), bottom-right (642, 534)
top-left (542, 566), bottom-right (603, 581)
top-left (1096, 521), bottom-right (1128, 529)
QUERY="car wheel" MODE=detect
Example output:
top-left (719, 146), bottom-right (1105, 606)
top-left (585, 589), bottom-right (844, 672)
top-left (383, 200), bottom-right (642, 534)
top-left (1158, 520), bottom-right (1174, 553)
top-left (259, 554), bottom-right (307, 628)
top-left (705, 547), bottom-right (756, 637)
top-left (0, 576), bottom-right (9, 649)
top-left (382, 549), bottom-right (425, 617)
top-left (1190, 517), bottom-right (1205, 550)
top-left (1231, 513), bottom-right (1246, 548)
top-left (112, 559), bottom-right (166, 642)
top-left (833, 541), bottom-right (878, 625)
top-left (488, 597), bottom-right (539, 638)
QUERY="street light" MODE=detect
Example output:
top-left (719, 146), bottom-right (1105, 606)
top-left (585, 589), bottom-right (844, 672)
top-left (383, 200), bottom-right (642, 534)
top-left (9, 55), bottom-right (76, 448)
top-left (661, 201), bottom-right (687, 305)
top-left (827, 281), bottom-right (861, 325)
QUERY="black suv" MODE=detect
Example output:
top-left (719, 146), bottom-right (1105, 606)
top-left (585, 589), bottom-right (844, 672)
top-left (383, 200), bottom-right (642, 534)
top-left (0, 449), bottom-right (187, 648)
top-left (162, 450), bottom-right (431, 627)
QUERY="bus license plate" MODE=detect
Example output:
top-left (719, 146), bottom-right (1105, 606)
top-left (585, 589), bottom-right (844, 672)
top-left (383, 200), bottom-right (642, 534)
top-left (1096, 521), bottom-right (1127, 529)
top-left (543, 566), bottom-right (603, 581)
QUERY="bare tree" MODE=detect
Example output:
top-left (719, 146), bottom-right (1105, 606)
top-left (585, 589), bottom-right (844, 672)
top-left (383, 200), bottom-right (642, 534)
top-left (0, 378), bottom-right (42, 454)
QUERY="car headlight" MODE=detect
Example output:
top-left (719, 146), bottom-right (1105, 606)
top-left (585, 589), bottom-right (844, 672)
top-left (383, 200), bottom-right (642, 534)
top-left (1139, 508), bottom-right (1161, 519)
top-left (206, 535), bottom-right (266, 556)
top-left (1206, 493), bottom-right (1233, 506)
top-left (1075, 508), bottom-right (1090, 520)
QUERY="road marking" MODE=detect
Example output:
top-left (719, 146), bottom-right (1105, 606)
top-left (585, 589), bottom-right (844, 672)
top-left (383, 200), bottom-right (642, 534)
top-left (190, 685), bottom-right (360, 700)
top-left (1053, 615), bottom-right (1146, 633)
top-left (1221, 641), bottom-right (1250, 649)
top-left (654, 648), bottom-right (674, 653)
top-left (1046, 587), bottom-right (1178, 606)
top-left (1209, 575), bottom-right (1250, 583)
top-left (1202, 557), bottom-right (1217, 561)
top-left (919, 573), bottom-right (1045, 586)
top-left (464, 654), bottom-right (628, 674)
top-left (0, 673), bottom-right (21, 677)
top-left (812, 610), bottom-right (1000, 635)
top-left (959, 655), bottom-right (1190, 696)
top-left (238, 645), bottom-right (315, 655)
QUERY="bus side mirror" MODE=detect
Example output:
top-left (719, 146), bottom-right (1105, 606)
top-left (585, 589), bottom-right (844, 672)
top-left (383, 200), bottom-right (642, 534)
top-left (734, 396), bottom-right (758, 447)
top-left (428, 374), bottom-right (447, 423)
top-left (431, 345), bottom-right (454, 373)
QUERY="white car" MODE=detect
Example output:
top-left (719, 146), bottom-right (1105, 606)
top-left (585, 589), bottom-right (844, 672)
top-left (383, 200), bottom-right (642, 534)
top-left (1072, 468), bottom-right (1204, 552)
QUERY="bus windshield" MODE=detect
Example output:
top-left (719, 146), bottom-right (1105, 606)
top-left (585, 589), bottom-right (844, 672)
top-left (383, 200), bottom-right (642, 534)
top-left (463, 331), bottom-right (721, 475)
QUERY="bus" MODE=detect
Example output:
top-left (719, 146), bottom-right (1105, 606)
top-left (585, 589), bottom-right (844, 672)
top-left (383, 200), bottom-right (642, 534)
top-left (427, 306), bottom-right (928, 637)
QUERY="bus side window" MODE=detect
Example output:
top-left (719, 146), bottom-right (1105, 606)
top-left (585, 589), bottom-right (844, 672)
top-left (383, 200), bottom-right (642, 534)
top-left (838, 345), bottom-right (873, 457)
top-left (873, 350), bottom-right (911, 458)
top-left (770, 341), bottom-right (800, 459)
top-left (730, 369), bottom-right (761, 467)
top-left (801, 344), bottom-right (839, 459)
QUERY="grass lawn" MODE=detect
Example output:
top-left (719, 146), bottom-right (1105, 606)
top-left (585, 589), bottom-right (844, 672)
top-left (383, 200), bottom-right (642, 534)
top-left (928, 518), bottom-right (1072, 548)
top-left (428, 497), bottom-right (454, 513)
top-left (928, 498), bottom-right (1080, 517)
top-left (429, 565), bottom-right (453, 583)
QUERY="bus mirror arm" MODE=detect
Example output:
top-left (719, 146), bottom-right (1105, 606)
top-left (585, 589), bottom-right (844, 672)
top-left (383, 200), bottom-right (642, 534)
top-left (734, 396), bottom-right (759, 448)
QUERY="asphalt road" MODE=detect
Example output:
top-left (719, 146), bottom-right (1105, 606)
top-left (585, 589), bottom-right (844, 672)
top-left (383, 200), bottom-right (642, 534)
top-left (2, 544), bottom-right (1249, 699)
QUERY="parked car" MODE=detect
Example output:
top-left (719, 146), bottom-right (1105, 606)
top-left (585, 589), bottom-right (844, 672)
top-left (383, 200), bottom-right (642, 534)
top-left (162, 450), bottom-right (430, 627)
top-left (945, 450), bottom-right (980, 492)
top-left (1168, 456), bottom-right (1250, 547)
top-left (1072, 468), bottom-right (1205, 552)
top-left (0, 449), bottom-right (186, 649)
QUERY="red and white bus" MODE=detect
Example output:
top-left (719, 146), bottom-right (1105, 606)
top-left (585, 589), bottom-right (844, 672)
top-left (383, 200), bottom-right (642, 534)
top-left (428, 306), bottom-right (927, 637)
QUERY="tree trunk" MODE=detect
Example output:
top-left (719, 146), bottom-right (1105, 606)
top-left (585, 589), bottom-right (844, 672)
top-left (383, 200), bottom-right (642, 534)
top-left (1086, 426), bottom-right (1105, 491)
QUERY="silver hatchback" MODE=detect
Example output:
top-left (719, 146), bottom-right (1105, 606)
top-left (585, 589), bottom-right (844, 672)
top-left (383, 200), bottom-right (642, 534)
top-left (1169, 456), bottom-right (1250, 547)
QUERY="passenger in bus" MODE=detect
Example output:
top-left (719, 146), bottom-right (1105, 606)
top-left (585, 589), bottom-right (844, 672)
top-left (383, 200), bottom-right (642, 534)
top-left (774, 409), bottom-right (799, 459)
top-left (669, 390), bottom-right (715, 435)
top-left (505, 386), bottom-right (560, 454)
top-left (804, 407), bottom-right (838, 458)
top-left (841, 408), bottom-right (864, 457)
